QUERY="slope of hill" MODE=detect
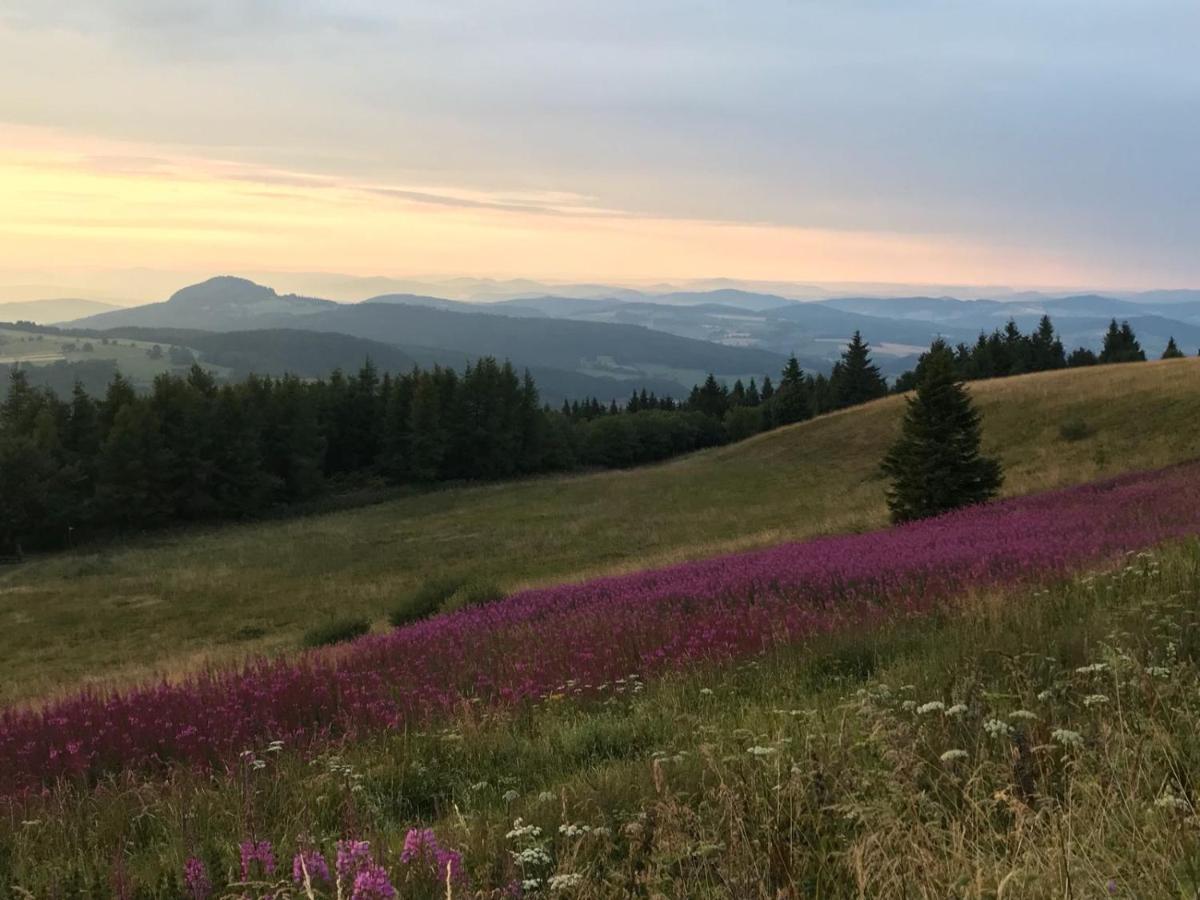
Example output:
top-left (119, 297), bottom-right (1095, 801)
top-left (0, 298), bottom-right (120, 324)
top-left (4, 358), bottom-right (1199, 705)
top-left (277, 301), bottom-right (786, 379)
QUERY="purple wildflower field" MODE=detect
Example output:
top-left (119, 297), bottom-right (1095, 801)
top-left (4, 462), bottom-right (1200, 795)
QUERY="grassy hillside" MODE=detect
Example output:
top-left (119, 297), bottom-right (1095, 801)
top-left (0, 325), bottom-right (233, 386)
top-left (3, 358), bottom-right (1200, 704)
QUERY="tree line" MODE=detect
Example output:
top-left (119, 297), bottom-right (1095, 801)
top-left (0, 335), bottom-right (893, 554)
top-left (0, 315), bottom-right (1182, 554)
top-left (892, 316), bottom-right (1180, 390)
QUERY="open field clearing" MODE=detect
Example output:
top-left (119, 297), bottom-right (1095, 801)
top-left (2, 358), bottom-right (1200, 704)
top-left (3, 513), bottom-right (1199, 895)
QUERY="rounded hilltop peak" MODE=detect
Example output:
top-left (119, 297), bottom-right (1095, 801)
top-left (166, 275), bottom-right (278, 307)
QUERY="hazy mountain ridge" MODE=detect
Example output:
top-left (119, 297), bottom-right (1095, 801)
top-left (47, 276), bottom-right (1200, 394)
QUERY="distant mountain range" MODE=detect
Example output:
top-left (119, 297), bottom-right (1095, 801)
top-left (6, 275), bottom-right (1197, 402)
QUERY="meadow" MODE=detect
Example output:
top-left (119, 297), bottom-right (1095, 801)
top-left (2, 490), bottom-right (1198, 896)
top-left (2, 358), bottom-right (1200, 705)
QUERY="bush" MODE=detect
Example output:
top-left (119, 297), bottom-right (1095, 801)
top-left (1058, 418), bottom-right (1094, 442)
top-left (388, 577), bottom-right (466, 627)
top-left (440, 580), bottom-right (506, 615)
top-left (301, 617), bottom-right (370, 648)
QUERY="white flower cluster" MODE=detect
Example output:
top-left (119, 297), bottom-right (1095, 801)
top-left (1051, 728), bottom-right (1084, 749)
top-left (983, 718), bottom-right (1012, 739)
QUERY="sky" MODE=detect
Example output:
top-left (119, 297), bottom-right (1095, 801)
top-left (1, 0), bottom-right (1198, 299)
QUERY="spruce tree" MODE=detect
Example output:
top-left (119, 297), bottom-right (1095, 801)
top-left (1162, 336), bottom-right (1184, 359)
top-left (1099, 319), bottom-right (1146, 363)
top-left (830, 331), bottom-right (888, 408)
top-left (880, 345), bottom-right (1002, 523)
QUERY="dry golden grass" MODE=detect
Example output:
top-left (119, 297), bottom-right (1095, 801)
top-left (2, 358), bottom-right (1199, 704)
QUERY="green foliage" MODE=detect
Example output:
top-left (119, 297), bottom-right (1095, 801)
top-left (1099, 318), bottom-right (1147, 364)
top-left (439, 580), bottom-right (506, 615)
top-left (388, 577), bottom-right (467, 627)
top-left (1058, 417), bottom-right (1094, 442)
top-left (301, 616), bottom-right (371, 648)
top-left (881, 343), bottom-right (1003, 522)
top-left (829, 330), bottom-right (888, 409)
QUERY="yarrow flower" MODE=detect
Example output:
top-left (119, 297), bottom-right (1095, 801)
top-left (983, 718), bottom-right (1012, 739)
top-left (1052, 728), bottom-right (1085, 749)
top-left (939, 749), bottom-right (969, 763)
top-left (293, 849), bottom-right (331, 887)
top-left (239, 840), bottom-right (276, 879)
top-left (183, 857), bottom-right (211, 900)
top-left (917, 701), bottom-right (945, 715)
top-left (945, 704), bottom-right (968, 717)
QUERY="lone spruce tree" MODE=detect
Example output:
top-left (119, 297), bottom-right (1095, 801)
top-left (881, 343), bottom-right (1002, 523)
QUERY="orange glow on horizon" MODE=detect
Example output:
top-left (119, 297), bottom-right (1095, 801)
top-left (0, 124), bottom-right (1107, 289)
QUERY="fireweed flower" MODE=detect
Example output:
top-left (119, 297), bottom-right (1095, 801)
top-left (351, 863), bottom-right (396, 900)
top-left (401, 827), bottom-right (466, 883)
top-left (239, 840), bottom-right (276, 879)
top-left (336, 840), bottom-right (373, 881)
top-left (183, 857), bottom-right (211, 900)
top-left (293, 849), bottom-right (331, 886)
top-left (5, 465), bottom-right (1200, 794)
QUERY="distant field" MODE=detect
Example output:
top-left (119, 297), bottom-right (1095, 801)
top-left (0, 326), bottom-right (232, 383)
top-left (2, 358), bottom-right (1200, 703)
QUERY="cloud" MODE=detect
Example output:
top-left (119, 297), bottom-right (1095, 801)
top-left (0, 2), bottom-right (1198, 285)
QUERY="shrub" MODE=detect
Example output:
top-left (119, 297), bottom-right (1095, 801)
top-left (1058, 418), bottom-right (1094, 442)
top-left (301, 617), bottom-right (370, 648)
top-left (440, 580), bottom-right (506, 615)
top-left (389, 577), bottom-right (466, 627)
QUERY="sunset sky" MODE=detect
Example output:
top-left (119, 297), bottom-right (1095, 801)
top-left (2, 1), bottom-right (1198, 299)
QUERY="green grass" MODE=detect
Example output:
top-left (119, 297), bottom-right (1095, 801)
top-left (2, 359), bottom-right (1200, 704)
top-left (4, 539), bottom-right (1198, 897)
top-left (0, 326), bottom-right (232, 383)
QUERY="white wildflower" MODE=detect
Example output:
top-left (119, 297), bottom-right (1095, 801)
top-left (506, 818), bottom-right (544, 840)
top-left (1145, 666), bottom-right (1171, 679)
top-left (917, 701), bottom-right (946, 715)
top-left (940, 749), bottom-right (969, 763)
top-left (537, 791), bottom-right (556, 803)
top-left (502, 790), bottom-right (520, 803)
top-left (983, 718), bottom-right (1012, 739)
top-left (1075, 663), bottom-right (1108, 675)
top-left (548, 873), bottom-right (584, 891)
top-left (1155, 793), bottom-right (1192, 812)
top-left (747, 745), bottom-right (778, 757)
top-left (1008, 709), bottom-right (1038, 721)
top-left (1083, 694), bottom-right (1109, 708)
top-left (513, 846), bottom-right (552, 867)
top-left (1052, 728), bottom-right (1085, 749)
top-left (900, 700), bottom-right (917, 712)
top-left (945, 704), bottom-right (968, 717)
top-left (700, 688), bottom-right (714, 695)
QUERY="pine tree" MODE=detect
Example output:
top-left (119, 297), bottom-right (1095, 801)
top-left (1099, 319), bottom-right (1146, 364)
top-left (1162, 336), bottom-right (1184, 359)
top-left (830, 332), bottom-right (888, 408)
top-left (880, 345), bottom-right (1002, 523)
top-left (770, 355), bottom-right (810, 425)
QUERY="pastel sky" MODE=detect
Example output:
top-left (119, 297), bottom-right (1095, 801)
top-left (2, 1), bottom-right (1198, 295)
